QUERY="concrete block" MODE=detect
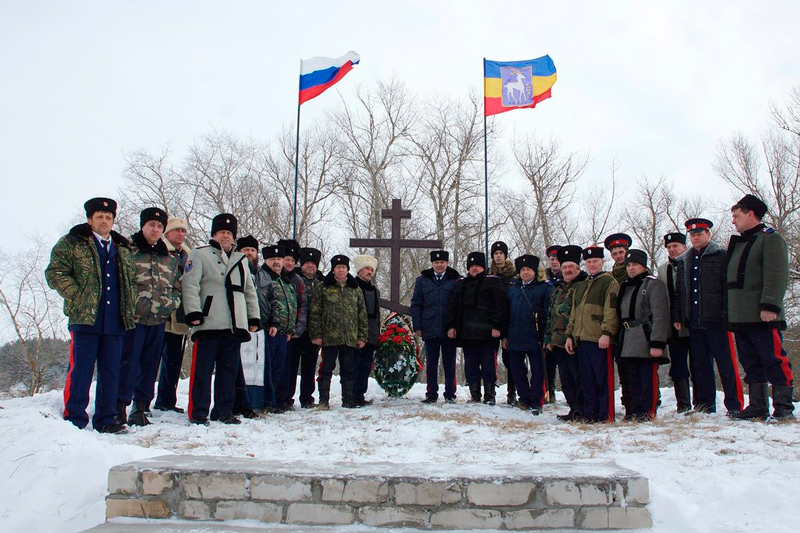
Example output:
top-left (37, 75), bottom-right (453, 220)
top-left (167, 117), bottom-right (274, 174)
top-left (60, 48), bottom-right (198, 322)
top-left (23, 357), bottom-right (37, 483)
top-left (580, 508), bottom-right (609, 529)
top-left (107, 467), bottom-right (138, 495)
top-left (180, 473), bottom-right (247, 500)
top-left (142, 470), bottom-right (174, 495)
top-left (504, 508), bottom-right (575, 530)
top-left (321, 479), bottom-right (388, 503)
top-left (215, 500), bottom-right (283, 522)
top-left (179, 500), bottom-right (212, 520)
top-left (106, 498), bottom-right (170, 519)
top-left (359, 506), bottom-right (430, 528)
top-left (609, 507), bottom-right (652, 529)
top-left (626, 477), bottom-right (650, 504)
top-left (394, 482), bottom-right (462, 506)
top-left (430, 508), bottom-right (503, 529)
top-left (251, 475), bottom-right (312, 501)
top-left (286, 503), bottom-right (355, 525)
top-left (545, 481), bottom-right (612, 506)
top-left (467, 481), bottom-right (535, 507)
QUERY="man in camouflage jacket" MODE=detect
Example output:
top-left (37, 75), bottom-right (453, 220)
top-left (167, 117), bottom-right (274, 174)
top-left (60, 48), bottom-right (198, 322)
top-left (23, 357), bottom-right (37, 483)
top-left (116, 208), bottom-right (181, 427)
top-left (45, 197), bottom-right (136, 434)
top-left (262, 244), bottom-right (298, 410)
top-left (565, 246), bottom-right (620, 423)
top-left (544, 245), bottom-right (588, 421)
top-left (309, 255), bottom-right (368, 408)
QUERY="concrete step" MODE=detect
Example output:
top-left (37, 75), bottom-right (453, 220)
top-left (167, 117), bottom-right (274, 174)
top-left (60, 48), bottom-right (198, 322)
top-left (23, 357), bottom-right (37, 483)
top-left (104, 455), bottom-right (651, 530)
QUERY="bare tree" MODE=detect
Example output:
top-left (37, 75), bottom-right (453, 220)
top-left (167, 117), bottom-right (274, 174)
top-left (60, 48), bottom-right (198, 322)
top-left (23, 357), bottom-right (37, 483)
top-left (622, 176), bottom-right (673, 270)
top-left (512, 134), bottom-right (588, 249)
top-left (576, 159), bottom-right (620, 245)
top-left (0, 238), bottom-right (67, 395)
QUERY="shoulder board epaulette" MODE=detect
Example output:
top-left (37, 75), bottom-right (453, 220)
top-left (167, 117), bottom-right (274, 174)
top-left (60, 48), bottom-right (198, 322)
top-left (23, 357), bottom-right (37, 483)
top-left (647, 275), bottom-right (658, 280)
top-left (763, 227), bottom-right (775, 234)
top-left (487, 274), bottom-right (500, 279)
top-left (195, 244), bottom-right (211, 249)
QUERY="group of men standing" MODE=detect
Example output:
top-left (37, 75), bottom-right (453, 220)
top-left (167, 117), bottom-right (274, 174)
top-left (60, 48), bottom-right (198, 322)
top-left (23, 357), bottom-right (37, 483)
top-left (413, 194), bottom-right (794, 423)
top-left (45, 192), bottom-right (794, 433)
top-left (46, 197), bottom-right (382, 433)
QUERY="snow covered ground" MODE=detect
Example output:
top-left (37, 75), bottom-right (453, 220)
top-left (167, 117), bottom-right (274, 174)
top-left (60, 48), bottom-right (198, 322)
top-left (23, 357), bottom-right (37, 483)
top-left (1, 378), bottom-right (798, 533)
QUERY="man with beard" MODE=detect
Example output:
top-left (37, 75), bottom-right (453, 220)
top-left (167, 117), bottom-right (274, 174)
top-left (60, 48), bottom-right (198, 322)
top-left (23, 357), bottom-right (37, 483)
top-left (446, 251), bottom-right (509, 405)
top-left (286, 247), bottom-right (324, 408)
top-left (116, 208), bottom-right (181, 427)
top-left (545, 245), bottom-right (588, 421)
top-left (604, 232), bottom-right (634, 416)
top-left (657, 232), bottom-right (693, 413)
top-left (489, 240), bottom-right (517, 404)
top-left (565, 246), bottom-right (620, 423)
top-left (46, 197), bottom-right (136, 434)
top-left (412, 250), bottom-right (461, 404)
top-left (353, 255), bottom-right (381, 407)
top-left (154, 217), bottom-right (191, 414)
top-left (727, 195), bottom-right (794, 420)
top-left (182, 214), bottom-right (260, 425)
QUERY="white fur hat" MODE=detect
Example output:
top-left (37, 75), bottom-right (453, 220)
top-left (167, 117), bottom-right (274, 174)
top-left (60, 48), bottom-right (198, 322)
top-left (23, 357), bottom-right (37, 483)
top-left (353, 254), bottom-right (378, 273)
top-left (165, 217), bottom-right (188, 234)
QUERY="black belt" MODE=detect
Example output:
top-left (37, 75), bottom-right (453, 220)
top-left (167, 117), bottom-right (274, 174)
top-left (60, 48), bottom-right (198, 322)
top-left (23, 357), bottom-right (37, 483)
top-left (621, 317), bottom-right (651, 330)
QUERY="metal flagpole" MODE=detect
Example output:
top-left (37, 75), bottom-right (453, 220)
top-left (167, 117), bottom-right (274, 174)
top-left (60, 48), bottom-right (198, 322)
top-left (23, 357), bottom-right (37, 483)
top-left (292, 60), bottom-right (302, 239)
top-left (483, 58), bottom-right (489, 260)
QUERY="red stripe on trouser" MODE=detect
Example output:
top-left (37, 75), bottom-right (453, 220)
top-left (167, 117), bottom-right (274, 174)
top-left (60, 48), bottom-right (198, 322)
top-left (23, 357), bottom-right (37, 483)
top-left (63, 331), bottom-right (76, 418)
top-left (649, 364), bottom-right (659, 419)
top-left (541, 378), bottom-right (547, 408)
top-left (726, 332), bottom-right (745, 407)
top-left (772, 329), bottom-right (794, 383)
top-left (606, 347), bottom-right (615, 422)
top-left (494, 350), bottom-right (498, 371)
top-left (187, 339), bottom-right (199, 419)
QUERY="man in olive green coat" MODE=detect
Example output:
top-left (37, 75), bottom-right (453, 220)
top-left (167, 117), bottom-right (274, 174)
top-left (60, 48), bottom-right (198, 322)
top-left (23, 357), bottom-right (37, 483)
top-left (727, 194), bottom-right (794, 420)
top-left (45, 197), bottom-right (137, 433)
top-left (309, 254), bottom-right (368, 409)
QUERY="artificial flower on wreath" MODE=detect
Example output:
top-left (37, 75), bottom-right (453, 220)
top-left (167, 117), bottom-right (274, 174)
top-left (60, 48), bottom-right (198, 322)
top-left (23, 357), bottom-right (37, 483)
top-left (373, 313), bottom-right (422, 397)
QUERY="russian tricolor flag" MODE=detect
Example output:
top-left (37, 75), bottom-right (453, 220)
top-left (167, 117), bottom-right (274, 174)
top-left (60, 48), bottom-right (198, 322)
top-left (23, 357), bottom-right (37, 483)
top-left (299, 51), bottom-right (360, 105)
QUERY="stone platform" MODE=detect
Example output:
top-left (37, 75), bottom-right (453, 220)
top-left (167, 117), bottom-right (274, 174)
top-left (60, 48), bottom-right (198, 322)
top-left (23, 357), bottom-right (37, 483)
top-left (104, 455), bottom-right (651, 530)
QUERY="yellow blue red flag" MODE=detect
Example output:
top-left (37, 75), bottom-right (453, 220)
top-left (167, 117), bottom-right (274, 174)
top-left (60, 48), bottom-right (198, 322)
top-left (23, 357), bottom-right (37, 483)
top-left (483, 55), bottom-right (557, 116)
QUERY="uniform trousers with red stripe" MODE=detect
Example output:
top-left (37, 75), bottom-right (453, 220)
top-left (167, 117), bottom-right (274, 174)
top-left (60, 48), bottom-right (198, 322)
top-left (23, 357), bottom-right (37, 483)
top-left (688, 327), bottom-right (743, 412)
top-left (577, 341), bottom-right (615, 423)
top-left (188, 335), bottom-right (242, 421)
top-left (624, 358), bottom-right (660, 419)
top-left (64, 331), bottom-right (125, 429)
top-left (508, 350), bottom-right (545, 407)
top-left (424, 338), bottom-right (458, 401)
top-left (733, 327), bottom-right (794, 386)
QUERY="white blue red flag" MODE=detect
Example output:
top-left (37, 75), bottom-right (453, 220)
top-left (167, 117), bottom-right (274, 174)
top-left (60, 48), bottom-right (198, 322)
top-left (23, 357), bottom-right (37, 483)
top-left (299, 51), bottom-right (360, 105)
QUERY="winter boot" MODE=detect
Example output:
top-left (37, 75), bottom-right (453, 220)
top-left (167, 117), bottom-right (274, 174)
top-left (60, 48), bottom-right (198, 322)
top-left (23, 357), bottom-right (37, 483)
top-left (507, 390), bottom-right (518, 406)
top-left (115, 400), bottom-right (128, 426)
top-left (468, 382), bottom-right (482, 403)
top-left (317, 378), bottom-right (331, 409)
top-left (674, 380), bottom-right (692, 413)
top-left (771, 385), bottom-right (796, 420)
top-left (341, 380), bottom-right (358, 408)
top-left (730, 383), bottom-right (769, 420)
top-left (547, 387), bottom-right (557, 404)
top-left (482, 380), bottom-right (496, 405)
top-left (127, 401), bottom-right (152, 427)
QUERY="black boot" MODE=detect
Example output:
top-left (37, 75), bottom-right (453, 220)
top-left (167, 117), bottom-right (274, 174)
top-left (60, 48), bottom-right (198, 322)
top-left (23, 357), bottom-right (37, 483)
top-left (482, 380), bottom-right (496, 405)
top-left (468, 382), bottom-right (482, 403)
top-left (674, 380), bottom-right (692, 413)
top-left (317, 378), bottom-right (331, 409)
top-left (730, 383), bottom-right (769, 420)
top-left (547, 388), bottom-right (557, 404)
top-left (771, 385), bottom-right (796, 420)
top-left (115, 400), bottom-right (128, 426)
top-left (127, 401), bottom-right (152, 426)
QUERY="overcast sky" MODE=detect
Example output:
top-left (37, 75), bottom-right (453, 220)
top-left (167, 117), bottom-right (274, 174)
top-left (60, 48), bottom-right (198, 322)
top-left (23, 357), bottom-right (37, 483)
top-left (2, 1), bottom-right (798, 252)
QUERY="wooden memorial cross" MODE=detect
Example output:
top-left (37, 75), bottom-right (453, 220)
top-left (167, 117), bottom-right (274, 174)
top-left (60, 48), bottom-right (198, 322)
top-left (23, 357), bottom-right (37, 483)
top-left (350, 199), bottom-right (442, 314)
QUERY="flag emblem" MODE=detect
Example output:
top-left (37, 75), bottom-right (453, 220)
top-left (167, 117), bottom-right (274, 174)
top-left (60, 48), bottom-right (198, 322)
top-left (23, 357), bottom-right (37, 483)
top-left (501, 66), bottom-right (533, 107)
